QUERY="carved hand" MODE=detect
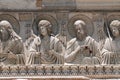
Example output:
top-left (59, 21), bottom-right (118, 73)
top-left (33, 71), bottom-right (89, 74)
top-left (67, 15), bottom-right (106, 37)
top-left (80, 45), bottom-right (90, 52)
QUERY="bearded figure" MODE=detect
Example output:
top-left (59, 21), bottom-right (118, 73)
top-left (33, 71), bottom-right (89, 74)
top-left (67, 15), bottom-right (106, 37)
top-left (65, 20), bottom-right (101, 65)
top-left (0, 20), bottom-right (25, 65)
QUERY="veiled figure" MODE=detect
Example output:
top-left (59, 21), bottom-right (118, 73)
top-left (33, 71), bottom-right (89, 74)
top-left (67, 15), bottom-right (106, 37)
top-left (65, 20), bottom-right (101, 65)
top-left (28, 20), bottom-right (64, 64)
top-left (101, 20), bottom-right (120, 65)
top-left (0, 20), bottom-right (25, 65)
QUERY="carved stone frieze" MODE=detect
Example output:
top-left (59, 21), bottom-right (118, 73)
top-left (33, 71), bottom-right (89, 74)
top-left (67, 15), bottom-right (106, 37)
top-left (0, 3), bottom-right (119, 78)
top-left (0, 65), bottom-right (119, 79)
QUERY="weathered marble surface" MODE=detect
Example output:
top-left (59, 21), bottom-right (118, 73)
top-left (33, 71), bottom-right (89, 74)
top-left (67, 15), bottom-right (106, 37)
top-left (0, 0), bottom-right (120, 79)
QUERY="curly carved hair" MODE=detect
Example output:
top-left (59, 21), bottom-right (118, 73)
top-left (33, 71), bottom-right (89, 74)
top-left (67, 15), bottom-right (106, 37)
top-left (74, 20), bottom-right (87, 37)
top-left (110, 20), bottom-right (120, 29)
top-left (38, 20), bottom-right (52, 38)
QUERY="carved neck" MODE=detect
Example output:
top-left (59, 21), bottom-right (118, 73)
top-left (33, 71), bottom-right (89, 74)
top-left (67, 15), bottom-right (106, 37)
top-left (77, 35), bottom-right (87, 41)
top-left (43, 35), bottom-right (50, 40)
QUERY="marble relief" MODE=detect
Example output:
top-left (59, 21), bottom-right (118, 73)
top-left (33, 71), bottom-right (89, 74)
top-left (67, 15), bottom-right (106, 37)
top-left (0, 20), bottom-right (25, 65)
top-left (0, 15), bottom-right (119, 66)
top-left (65, 20), bottom-right (100, 65)
top-left (28, 20), bottom-right (64, 64)
top-left (0, 14), bottom-right (119, 78)
top-left (0, 0), bottom-right (119, 78)
top-left (101, 20), bottom-right (120, 65)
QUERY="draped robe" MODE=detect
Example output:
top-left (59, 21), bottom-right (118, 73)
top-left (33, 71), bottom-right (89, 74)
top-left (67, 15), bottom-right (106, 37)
top-left (28, 36), bottom-right (64, 64)
top-left (65, 36), bottom-right (100, 65)
top-left (0, 37), bottom-right (25, 65)
top-left (101, 37), bottom-right (120, 64)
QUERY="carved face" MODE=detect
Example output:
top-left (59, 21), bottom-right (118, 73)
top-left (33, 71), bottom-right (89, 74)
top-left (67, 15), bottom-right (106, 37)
top-left (38, 20), bottom-right (52, 37)
top-left (0, 26), bottom-right (10, 41)
top-left (39, 25), bottom-right (48, 36)
top-left (75, 24), bottom-right (86, 41)
top-left (110, 26), bottom-right (120, 37)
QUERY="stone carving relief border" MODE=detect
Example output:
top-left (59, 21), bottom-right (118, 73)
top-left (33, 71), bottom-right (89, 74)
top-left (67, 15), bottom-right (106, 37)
top-left (0, 65), bottom-right (119, 78)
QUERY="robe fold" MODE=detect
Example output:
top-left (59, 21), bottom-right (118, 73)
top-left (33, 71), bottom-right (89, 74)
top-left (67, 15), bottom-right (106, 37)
top-left (101, 37), bottom-right (120, 64)
top-left (65, 36), bottom-right (101, 65)
top-left (28, 36), bottom-right (64, 64)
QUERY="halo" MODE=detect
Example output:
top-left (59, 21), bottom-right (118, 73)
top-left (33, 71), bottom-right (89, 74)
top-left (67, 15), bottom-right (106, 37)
top-left (67, 14), bottom-right (94, 38)
top-left (32, 14), bottom-right (58, 36)
top-left (0, 14), bottom-right (20, 34)
top-left (104, 15), bottom-right (120, 37)
top-left (108, 15), bottom-right (120, 25)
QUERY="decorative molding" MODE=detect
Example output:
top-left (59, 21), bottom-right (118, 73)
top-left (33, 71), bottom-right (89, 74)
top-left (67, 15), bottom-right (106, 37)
top-left (0, 65), bottom-right (119, 79)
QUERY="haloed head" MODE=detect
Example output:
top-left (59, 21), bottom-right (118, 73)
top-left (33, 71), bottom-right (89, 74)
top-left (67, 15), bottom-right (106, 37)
top-left (74, 20), bottom-right (87, 41)
top-left (110, 20), bottom-right (120, 38)
top-left (38, 20), bottom-right (52, 37)
top-left (0, 20), bottom-right (12, 41)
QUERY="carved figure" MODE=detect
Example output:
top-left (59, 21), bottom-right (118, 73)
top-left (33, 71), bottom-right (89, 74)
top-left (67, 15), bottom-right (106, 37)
top-left (65, 20), bottom-right (100, 65)
top-left (28, 20), bottom-right (64, 64)
top-left (101, 20), bottom-right (120, 65)
top-left (0, 20), bottom-right (25, 65)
